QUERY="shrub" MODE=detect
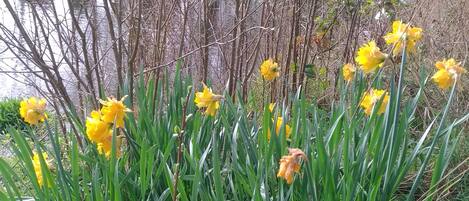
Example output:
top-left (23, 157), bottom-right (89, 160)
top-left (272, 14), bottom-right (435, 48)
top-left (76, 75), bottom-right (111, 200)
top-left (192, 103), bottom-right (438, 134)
top-left (0, 99), bottom-right (26, 134)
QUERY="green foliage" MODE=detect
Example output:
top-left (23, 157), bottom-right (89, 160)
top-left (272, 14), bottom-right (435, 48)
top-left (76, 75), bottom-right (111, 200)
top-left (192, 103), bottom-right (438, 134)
top-left (304, 64), bottom-right (315, 78)
top-left (0, 99), bottom-right (26, 134)
top-left (0, 54), bottom-right (468, 200)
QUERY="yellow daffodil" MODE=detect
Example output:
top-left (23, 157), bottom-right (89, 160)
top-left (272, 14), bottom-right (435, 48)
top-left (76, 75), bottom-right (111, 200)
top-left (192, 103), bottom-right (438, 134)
top-left (260, 59), bottom-right (280, 81)
top-left (384, 21), bottom-right (423, 56)
top-left (194, 84), bottom-right (222, 116)
top-left (277, 148), bottom-right (306, 184)
top-left (19, 97), bottom-right (48, 125)
top-left (97, 136), bottom-right (122, 159)
top-left (267, 117), bottom-right (292, 140)
top-left (99, 96), bottom-right (131, 128)
top-left (360, 89), bottom-right (390, 116)
top-left (32, 152), bottom-right (50, 187)
top-left (355, 41), bottom-right (387, 74)
top-left (342, 63), bottom-right (356, 82)
top-left (432, 70), bottom-right (453, 90)
top-left (431, 58), bottom-right (466, 90)
top-left (85, 111), bottom-right (123, 159)
top-left (86, 95), bottom-right (128, 159)
top-left (86, 110), bottom-right (112, 143)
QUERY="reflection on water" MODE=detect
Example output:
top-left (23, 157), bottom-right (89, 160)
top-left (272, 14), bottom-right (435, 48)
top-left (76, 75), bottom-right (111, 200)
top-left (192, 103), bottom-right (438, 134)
top-left (0, 0), bottom-right (107, 99)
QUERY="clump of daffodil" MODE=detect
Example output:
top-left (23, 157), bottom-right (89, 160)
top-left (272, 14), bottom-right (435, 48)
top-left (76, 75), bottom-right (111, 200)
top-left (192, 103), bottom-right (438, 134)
top-left (277, 148), bottom-right (307, 184)
top-left (97, 136), bottom-right (122, 158)
top-left (86, 111), bottom-right (112, 144)
top-left (342, 63), bottom-right (356, 82)
top-left (431, 58), bottom-right (466, 90)
top-left (86, 110), bottom-right (122, 158)
top-left (194, 84), bottom-right (223, 116)
top-left (267, 117), bottom-right (292, 141)
top-left (32, 152), bottom-right (51, 188)
top-left (360, 89), bottom-right (390, 116)
top-left (355, 41), bottom-right (387, 74)
top-left (19, 97), bottom-right (48, 125)
top-left (384, 21), bottom-right (423, 56)
top-left (260, 59), bottom-right (280, 81)
top-left (99, 96), bottom-right (131, 128)
top-left (85, 96), bottom-right (129, 159)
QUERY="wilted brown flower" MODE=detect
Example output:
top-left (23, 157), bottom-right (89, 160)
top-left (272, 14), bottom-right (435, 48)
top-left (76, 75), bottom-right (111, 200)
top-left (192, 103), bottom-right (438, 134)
top-left (277, 148), bottom-right (307, 184)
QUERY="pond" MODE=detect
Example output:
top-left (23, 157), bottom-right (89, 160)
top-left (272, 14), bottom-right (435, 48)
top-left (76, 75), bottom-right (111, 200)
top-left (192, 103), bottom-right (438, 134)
top-left (0, 0), bottom-right (107, 99)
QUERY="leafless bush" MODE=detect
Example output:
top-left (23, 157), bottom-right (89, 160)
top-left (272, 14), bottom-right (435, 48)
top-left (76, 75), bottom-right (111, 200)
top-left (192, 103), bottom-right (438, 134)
top-left (0, 0), bottom-right (467, 137)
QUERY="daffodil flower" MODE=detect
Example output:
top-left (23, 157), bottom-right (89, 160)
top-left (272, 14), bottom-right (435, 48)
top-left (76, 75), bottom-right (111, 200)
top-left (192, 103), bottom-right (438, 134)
top-left (431, 58), bottom-right (466, 90)
top-left (360, 89), bottom-right (390, 116)
top-left (277, 148), bottom-right (307, 184)
top-left (19, 97), bottom-right (48, 125)
top-left (194, 84), bottom-right (223, 116)
top-left (384, 21), bottom-right (422, 56)
top-left (260, 59), bottom-right (280, 81)
top-left (355, 41), bottom-right (387, 74)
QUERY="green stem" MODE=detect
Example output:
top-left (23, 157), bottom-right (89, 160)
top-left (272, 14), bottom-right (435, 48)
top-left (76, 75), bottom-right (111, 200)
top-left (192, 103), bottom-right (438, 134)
top-left (383, 42), bottom-right (407, 198)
